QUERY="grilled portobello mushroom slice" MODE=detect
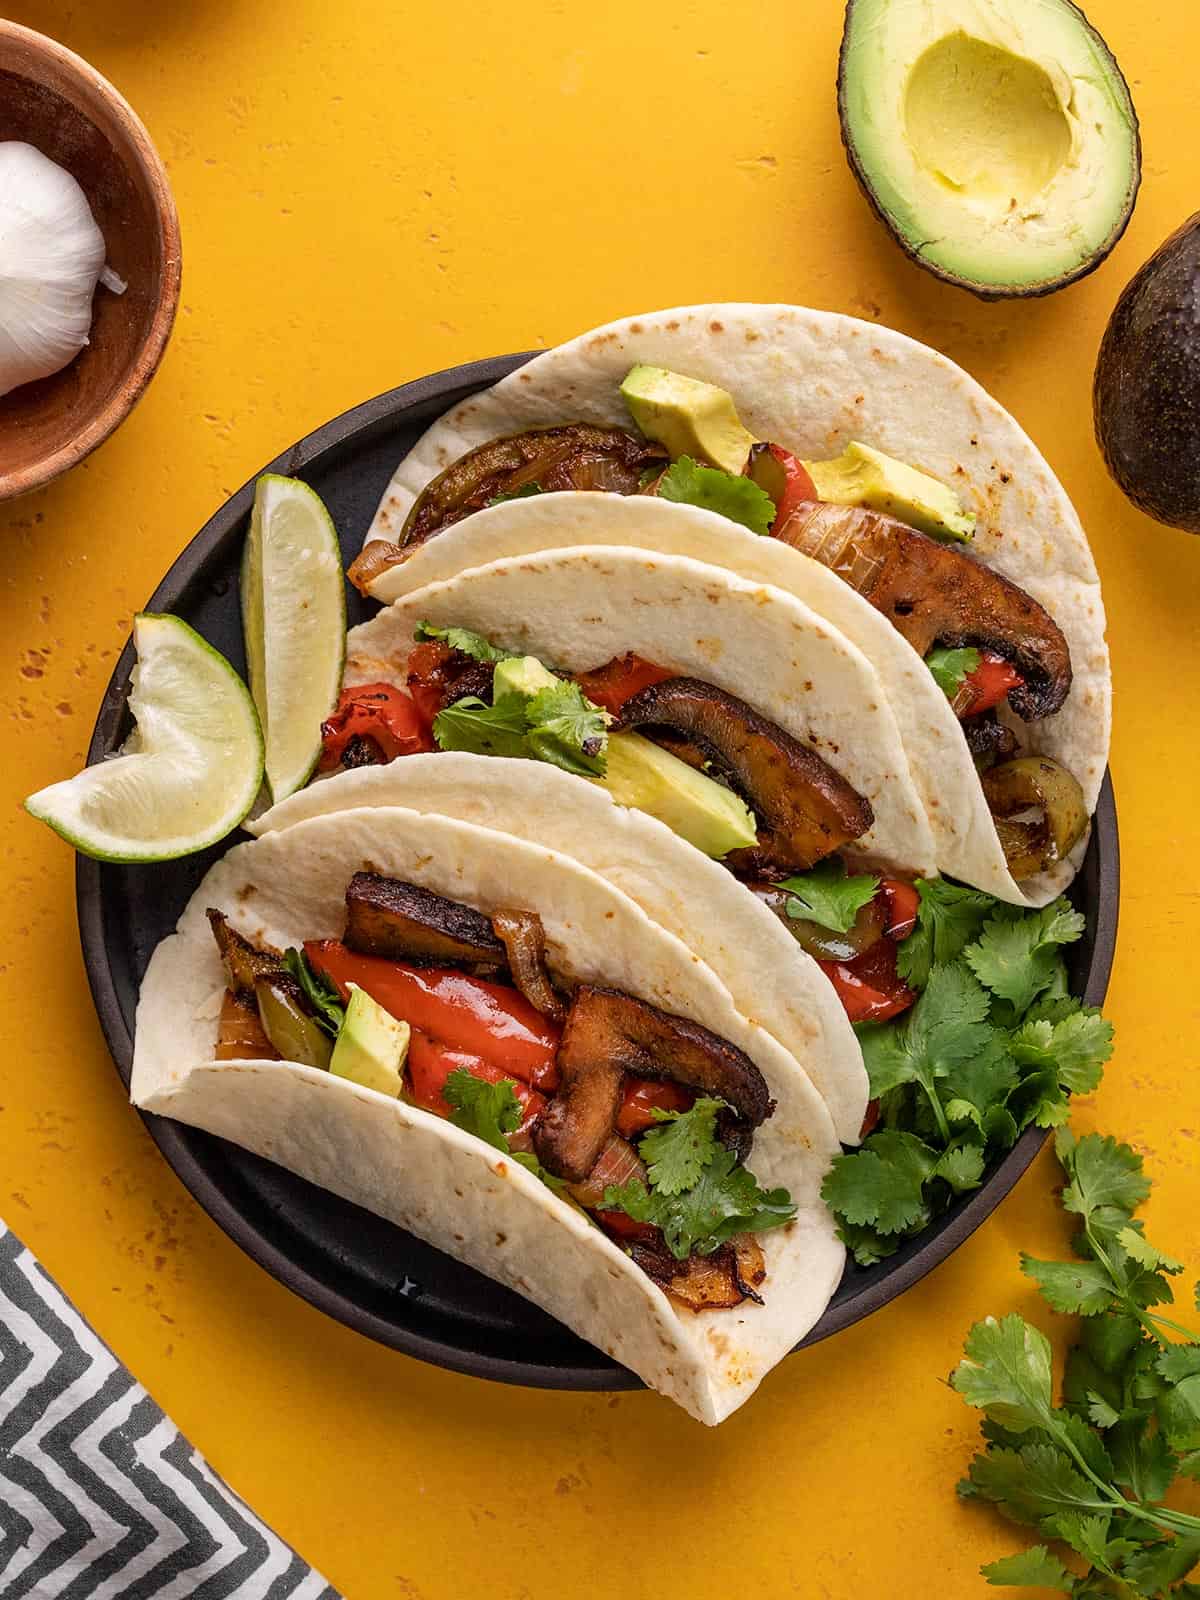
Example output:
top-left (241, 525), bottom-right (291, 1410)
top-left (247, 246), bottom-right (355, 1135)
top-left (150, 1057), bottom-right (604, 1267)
top-left (534, 985), bottom-right (773, 1182)
top-left (629, 1235), bottom-right (766, 1310)
top-left (776, 501), bottom-right (1072, 720)
top-left (616, 677), bottom-right (873, 875)
top-left (207, 909), bottom-right (284, 998)
top-left (344, 872), bottom-right (506, 970)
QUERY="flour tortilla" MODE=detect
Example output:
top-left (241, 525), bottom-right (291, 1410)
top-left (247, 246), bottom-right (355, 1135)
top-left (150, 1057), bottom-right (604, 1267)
top-left (251, 752), bottom-right (868, 1144)
top-left (344, 546), bottom-right (939, 889)
top-left (361, 493), bottom-right (1088, 905)
top-left (362, 302), bottom-right (1109, 906)
top-left (133, 807), bottom-right (845, 1425)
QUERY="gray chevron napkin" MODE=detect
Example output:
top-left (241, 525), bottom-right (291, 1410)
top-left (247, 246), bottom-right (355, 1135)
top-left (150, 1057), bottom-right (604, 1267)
top-left (0, 1222), bottom-right (342, 1599)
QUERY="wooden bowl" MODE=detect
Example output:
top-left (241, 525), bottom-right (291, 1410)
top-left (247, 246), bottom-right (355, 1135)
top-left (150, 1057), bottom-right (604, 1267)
top-left (0, 21), bottom-right (181, 499)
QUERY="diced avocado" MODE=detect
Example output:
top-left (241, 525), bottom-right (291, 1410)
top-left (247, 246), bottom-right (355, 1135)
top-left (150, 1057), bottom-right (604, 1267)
top-left (330, 985), bottom-right (409, 1097)
top-left (600, 731), bottom-right (756, 858)
top-left (492, 654), bottom-right (559, 700)
top-left (620, 365), bottom-right (757, 475)
top-left (838, 0), bottom-right (1139, 298)
top-left (803, 440), bottom-right (974, 543)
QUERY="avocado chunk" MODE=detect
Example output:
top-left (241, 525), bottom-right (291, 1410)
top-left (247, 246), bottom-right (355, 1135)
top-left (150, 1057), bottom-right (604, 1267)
top-left (804, 441), bottom-right (974, 543)
top-left (621, 365), bottom-right (756, 475)
top-left (330, 985), bottom-right (409, 1097)
top-left (599, 731), bottom-right (757, 858)
top-left (838, 0), bottom-right (1140, 298)
top-left (493, 654), bottom-right (560, 700)
top-left (1094, 216), bottom-right (1200, 532)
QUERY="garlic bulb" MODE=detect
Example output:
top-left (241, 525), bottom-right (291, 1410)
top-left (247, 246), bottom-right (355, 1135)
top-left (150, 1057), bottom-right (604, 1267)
top-left (0, 142), bottom-right (110, 399)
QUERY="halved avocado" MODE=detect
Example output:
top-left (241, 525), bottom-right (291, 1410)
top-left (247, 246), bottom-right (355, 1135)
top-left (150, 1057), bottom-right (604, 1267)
top-left (838, 0), bottom-right (1140, 299)
top-left (1094, 214), bottom-right (1200, 531)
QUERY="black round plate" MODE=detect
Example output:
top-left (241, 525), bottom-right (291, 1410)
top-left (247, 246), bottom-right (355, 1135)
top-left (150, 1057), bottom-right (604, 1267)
top-left (76, 354), bottom-right (1120, 1391)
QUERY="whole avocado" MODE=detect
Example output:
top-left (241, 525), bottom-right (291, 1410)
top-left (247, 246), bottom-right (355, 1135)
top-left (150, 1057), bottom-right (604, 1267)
top-left (1094, 215), bottom-right (1200, 531)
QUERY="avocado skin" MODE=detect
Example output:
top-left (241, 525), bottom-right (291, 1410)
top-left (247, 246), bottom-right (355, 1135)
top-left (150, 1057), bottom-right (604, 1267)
top-left (837, 0), bottom-right (1141, 301)
top-left (1094, 214), bottom-right (1200, 532)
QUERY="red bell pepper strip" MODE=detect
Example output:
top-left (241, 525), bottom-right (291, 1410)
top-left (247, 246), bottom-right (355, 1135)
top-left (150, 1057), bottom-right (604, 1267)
top-left (573, 654), bottom-right (675, 716)
top-left (616, 1077), bottom-right (694, 1137)
top-left (319, 683), bottom-right (433, 771)
top-left (405, 1033), bottom-right (545, 1125)
top-left (878, 879), bottom-right (920, 941)
top-left (305, 941), bottom-right (561, 1090)
top-left (960, 651), bottom-right (1024, 716)
top-left (818, 938), bottom-right (916, 1024)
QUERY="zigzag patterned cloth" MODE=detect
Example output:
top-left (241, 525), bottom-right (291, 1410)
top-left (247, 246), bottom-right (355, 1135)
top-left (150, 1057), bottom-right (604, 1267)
top-left (0, 1223), bottom-right (341, 1599)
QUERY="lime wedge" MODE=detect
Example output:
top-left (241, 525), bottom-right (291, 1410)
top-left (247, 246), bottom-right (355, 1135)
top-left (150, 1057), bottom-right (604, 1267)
top-left (241, 474), bottom-right (346, 803)
top-left (25, 614), bottom-right (263, 861)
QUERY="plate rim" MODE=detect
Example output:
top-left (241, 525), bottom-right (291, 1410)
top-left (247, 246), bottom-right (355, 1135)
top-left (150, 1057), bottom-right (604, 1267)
top-left (74, 354), bottom-right (1120, 1392)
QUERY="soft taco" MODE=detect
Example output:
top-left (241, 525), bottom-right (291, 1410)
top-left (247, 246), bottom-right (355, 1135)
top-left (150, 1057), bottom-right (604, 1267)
top-left (307, 545), bottom-right (942, 1146)
top-left (349, 303), bottom-right (1109, 908)
top-left (133, 806), bottom-right (845, 1425)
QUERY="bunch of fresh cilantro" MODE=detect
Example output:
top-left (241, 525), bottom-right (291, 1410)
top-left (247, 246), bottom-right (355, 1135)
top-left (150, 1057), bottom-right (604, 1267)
top-left (413, 622), bottom-right (609, 778)
top-left (442, 1073), bottom-right (796, 1257)
top-left (821, 878), bottom-right (1113, 1266)
top-left (954, 1127), bottom-right (1200, 1596)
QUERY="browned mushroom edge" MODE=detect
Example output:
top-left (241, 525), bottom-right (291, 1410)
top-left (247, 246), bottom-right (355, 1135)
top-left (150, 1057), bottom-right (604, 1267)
top-left (533, 984), bottom-right (773, 1183)
top-left (344, 872), bottom-right (507, 970)
top-left (616, 676), bottom-right (873, 877)
top-left (402, 425), bottom-right (668, 548)
top-left (492, 909), bottom-right (567, 1023)
top-left (776, 500), bottom-right (1072, 720)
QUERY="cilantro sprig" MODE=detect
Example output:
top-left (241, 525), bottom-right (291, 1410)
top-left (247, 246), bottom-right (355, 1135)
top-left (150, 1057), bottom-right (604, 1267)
top-left (954, 1128), bottom-right (1200, 1594)
top-left (602, 1097), bottom-right (797, 1259)
top-left (779, 859), bottom-right (879, 936)
top-left (433, 678), bottom-right (609, 777)
top-left (657, 457), bottom-right (777, 535)
top-left (413, 621), bottom-right (514, 663)
top-left (441, 1068), bottom-right (565, 1194)
top-left (823, 883), bottom-right (1112, 1266)
top-left (926, 645), bottom-right (981, 700)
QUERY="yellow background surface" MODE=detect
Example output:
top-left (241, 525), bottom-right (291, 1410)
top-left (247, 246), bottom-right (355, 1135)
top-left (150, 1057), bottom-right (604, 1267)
top-left (3, 1), bottom-right (1198, 1594)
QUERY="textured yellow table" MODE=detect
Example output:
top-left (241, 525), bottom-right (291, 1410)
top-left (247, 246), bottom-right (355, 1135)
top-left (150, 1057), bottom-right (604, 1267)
top-left (3, 1), bottom-right (1198, 1594)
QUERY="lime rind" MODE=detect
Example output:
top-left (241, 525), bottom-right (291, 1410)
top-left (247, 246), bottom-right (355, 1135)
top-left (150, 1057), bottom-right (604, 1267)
top-left (241, 474), bottom-right (346, 804)
top-left (24, 613), bottom-right (264, 863)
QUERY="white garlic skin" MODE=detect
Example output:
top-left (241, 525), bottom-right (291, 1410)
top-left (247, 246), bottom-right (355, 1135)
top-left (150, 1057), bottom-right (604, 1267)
top-left (0, 141), bottom-right (107, 398)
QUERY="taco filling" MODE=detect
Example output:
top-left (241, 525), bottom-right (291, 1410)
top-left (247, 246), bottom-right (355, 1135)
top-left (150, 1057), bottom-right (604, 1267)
top-left (320, 629), bottom-right (924, 1032)
top-left (348, 364), bottom-right (1087, 883)
top-left (208, 873), bottom-right (799, 1312)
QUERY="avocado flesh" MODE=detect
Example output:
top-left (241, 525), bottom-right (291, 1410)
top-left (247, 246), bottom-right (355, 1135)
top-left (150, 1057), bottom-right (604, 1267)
top-left (839, 0), bottom-right (1140, 297)
top-left (804, 441), bottom-right (974, 542)
top-left (1095, 216), bottom-right (1200, 532)
top-left (330, 986), bottom-right (409, 1097)
top-left (493, 654), bottom-right (559, 699)
top-left (621, 365), bottom-right (756, 475)
top-left (599, 732), bottom-right (757, 858)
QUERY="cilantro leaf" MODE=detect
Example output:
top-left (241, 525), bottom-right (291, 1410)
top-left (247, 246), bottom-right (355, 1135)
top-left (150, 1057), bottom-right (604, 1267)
top-left (657, 456), bottom-right (776, 535)
top-left (779, 859), bottom-right (879, 935)
top-left (282, 948), bottom-right (345, 1037)
top-left (936, 1143), bottom-right (986, 1193)
top-left (637, 1097), bottom-right (724, 1197)
top-left (966, 899), bottom-right (1087, 1015)
top-left (897, 877), bottom-right (999, 990)
top-left (442, 1068), bottom-right (522, 1152)
top-left (433, 693), bottom-right (532, 759)
top-left (926, 645), bottom-right (981, 701)
top-left (1021, 1256), bottom-right (1119, 1316)
top-left (486, 481), bottom-right (544, 507)
top-left (1122, 1537), bottom-right (1200, 1594)
top-left (953, 1314), bottom-right (1059, 1436)
top-left (1058, 1129), bottom-right (1151, 1224)
top-left (414, 621), bottom-right (513, 663)
top-left (979, 1544), bottom-right (1077, 1591)
top-left (821, 1138), bottom-right (935, 1236)
top-left (604, 1148), bottom-right (796, 1260)
top-left (524, 680), bottom-right (608, 777)
top-left (1011, 1012), bottom-right (1114, 1096)
top-left (960, 1440), bottom-right (1101, 1525)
